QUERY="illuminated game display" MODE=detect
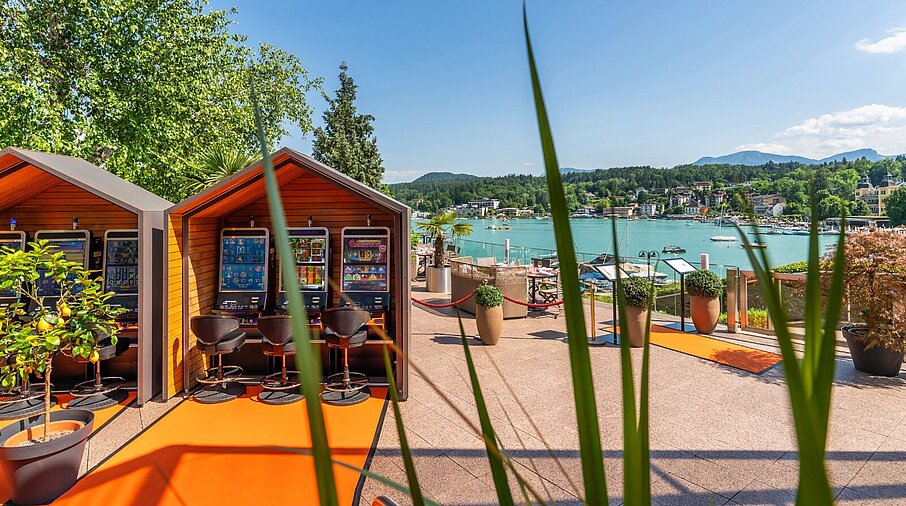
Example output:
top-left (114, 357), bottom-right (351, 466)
top-left (340, 227), bottom-right (390, 313)
top-left (214, 228), bottom-right (270, 318)
top-left (0, 231), bottom-right (26, 305)
top-left (33, 230), bottom-right (91, 299)
top-left (278, 228), bottom-right (329, 313)
top-left (103, 230), bottom-right (140, 319)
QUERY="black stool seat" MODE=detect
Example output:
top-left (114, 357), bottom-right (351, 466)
top-left (69, 333), bottom-right (130, 411)
top-left (323, 328), bottom-right (367, 348)
top-left (191, 315), bottom-right (247, 404)
top-left (257, 315), bottom-right (302, 405)
top-left (320, 307), bottom-right (371, 406)
top-left (195, 330), bottom-right (246, 355)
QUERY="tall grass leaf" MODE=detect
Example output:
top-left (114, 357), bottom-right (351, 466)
top-left (382, 347), bottom-right (426, 506)
top-left (456, 313), bottom-right (515, 506)
top-left (736, 186), bottom-right (839, 505)
top-left (252, 94), bottom-right (338, 506)
top-left (523, 5), bottom-right (608, 504)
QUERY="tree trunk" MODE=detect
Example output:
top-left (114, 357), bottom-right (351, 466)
top-left (434, 233), bottom-right (445, 267)
top-left (43, 362), bottom-right (52, 442)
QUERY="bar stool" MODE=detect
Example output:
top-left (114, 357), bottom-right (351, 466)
top-left (68, 333), bottom-right (130, 410)
top-left (191, 315), bottom-right (247, 404)
top-left (0, 355), bottom-right (53, 419)
top-left (321, 307), bottom-right (371, 406)
top-left (257, 315), bottom-right (302, 405)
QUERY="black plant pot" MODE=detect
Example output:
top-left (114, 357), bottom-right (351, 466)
top-left (842, 326), bottom-right (906, 377)
top-left (0, 409), bottom-right (94, 504)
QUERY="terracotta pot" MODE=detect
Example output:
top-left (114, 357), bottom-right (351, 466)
top-left (624, 305), bottom-right (650, 348)
top-left (476, 305), bottom-right (503, 345)
top-left (842, 326), bottom-right (905, 377)
top-left (690, 295), bottom-right (720, 334)
top-left (0, 409), bottom-right (94, 505)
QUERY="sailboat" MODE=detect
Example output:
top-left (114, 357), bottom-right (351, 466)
top-left (710, 211), bottom-right (737, 242)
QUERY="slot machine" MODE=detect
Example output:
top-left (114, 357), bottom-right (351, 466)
top-left (277, 227), bottom-right (329, 327)
top-left (32, 230), bottom-right (91, 312)
top-left (0, 230), bottom-right (26, 309)
top-left (103, 230), bottom-right (140, 328)
top-left (213, 228), bottom-right (270, 326)
top-left (339, 227), bottom-right (390, 331)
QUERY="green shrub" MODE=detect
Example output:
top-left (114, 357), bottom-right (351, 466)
top-left (718, 308), bottom-right (768, 328)
top-left (622, 277), bottom-right (652, 308)
top-left (474, 284), bottom-right (503, 308)
top-left (685, 269), bottom-right (723, 298)
top-left (773, 261), bottom-right (807, 274)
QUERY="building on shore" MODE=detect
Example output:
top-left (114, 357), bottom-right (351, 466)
top-left (855, 172), bottom-right (904, 216)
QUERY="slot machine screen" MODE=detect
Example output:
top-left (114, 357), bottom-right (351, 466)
top-left (220, 234), bottom-right (268, 292)
top-left (104, 238), bottom-right (139, 295)
top-left (0, 233), bottom-right (25, 299)
top-left (284, 234), bottom-right (328, 291)
top-left (35, 236), bottom-right (89, 296)
top-left (342, 236), bottom-right (389, 292)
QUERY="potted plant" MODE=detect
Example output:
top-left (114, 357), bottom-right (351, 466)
top-left (410, 231), bottom-right (419, 282)
top-left (621, 277), bottom-right (652, 347)
top-left (474, 285), bottom-right (504, 345)
top-left (832, 230), bottom-right (906, 377)
top-left (0, 242), bottom-right (124, 505)
top-left (686, 269), bottom-right (723, 334)
top-left (417, 211), bottom-right (473, 293)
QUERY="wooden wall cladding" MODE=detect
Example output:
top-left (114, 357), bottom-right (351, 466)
top-left (0, 178), bottom-right (137, 235)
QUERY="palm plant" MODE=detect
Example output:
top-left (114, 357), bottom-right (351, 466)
top-left (183, 148), bottom-right (257, 194)
top-left (416, 211), bottom-right (473, 267)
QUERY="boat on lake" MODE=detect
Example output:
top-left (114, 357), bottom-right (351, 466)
top-left (710, 235), bottom-right (737, 242)
top-left (486, 225), bottom-right (511, 231)
top-left (662, 245), bottom-right (686, 254)
top-left (743, 242), bottom-right (767, 249)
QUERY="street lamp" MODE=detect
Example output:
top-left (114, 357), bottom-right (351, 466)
top-left (639, 250), bottom-right (659, 280)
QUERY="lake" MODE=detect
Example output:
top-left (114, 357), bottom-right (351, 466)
top-left (426, 218), bottom-right (837, 274)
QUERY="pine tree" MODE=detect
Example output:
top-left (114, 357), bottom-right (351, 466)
top-left (313, 63), bottom-right (388, 192)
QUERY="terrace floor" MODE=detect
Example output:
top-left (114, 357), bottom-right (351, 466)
top-left (65, 282), bottom-right (906, 505)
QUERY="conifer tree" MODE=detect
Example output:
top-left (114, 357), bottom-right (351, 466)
top-left (313, 63), bottom-right (388, 192)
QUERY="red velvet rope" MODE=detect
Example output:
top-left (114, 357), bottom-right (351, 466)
top-left (410, 291), bottom-right (475, 308)
top-left (502, 294), bottom-right (564, 308)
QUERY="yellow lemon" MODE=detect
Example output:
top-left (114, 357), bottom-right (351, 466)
top-left (89, 350), bottom-right (100, 364)
top-left (36, 317), bottom-right (51, 332)
top-left (58, 304), bottom-right (71, 318)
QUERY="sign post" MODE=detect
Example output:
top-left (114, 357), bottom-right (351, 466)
top-left (662, 257), bottom-right (698, 333)
top-left (590, 263), bottom-right (629, 346)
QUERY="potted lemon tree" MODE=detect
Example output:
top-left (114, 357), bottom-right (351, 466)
top-left (474, 285), bottom-right (504, 345)
top-left (0, 242), bottom-right (123, 505)
top-left (834, 230), bottom-right (906, 377)
top-left (686, 269), bottom-right (723, 334)
top-left (417, 211), bottom-right (473, 293)
top-left (621, 277), bottom-right (652, 347)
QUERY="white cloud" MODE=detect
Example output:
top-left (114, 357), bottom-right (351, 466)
top-left (855, 27), bottom-right (906, 54)
top-left (383, 170), bottom-right (426, 184)
top-left (736, 104), bottom-right (906, 158)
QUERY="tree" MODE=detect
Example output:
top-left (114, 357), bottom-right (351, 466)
top-left (182, 148), bottom-right (258, 194)
top-left (848, 198), bottom-right (871, 217)
top-left (416, 212), bottom-right (473, 267)
top-left (885, 187), bottom-right (906, 226)
top-left (0, 1), bottom-right (317, 202)
top-left (313, 63), bottom-right (387, 192)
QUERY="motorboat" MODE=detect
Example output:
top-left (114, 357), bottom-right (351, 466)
top-left (662, 246), bottom-right (686, 254)
top-left (710, 235), bottom-right (737, 242)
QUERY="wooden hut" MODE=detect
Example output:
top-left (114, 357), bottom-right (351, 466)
top-left (165, 147), bottom-right (411, 400)
top-left (0, 147), bottom-right (171, 405)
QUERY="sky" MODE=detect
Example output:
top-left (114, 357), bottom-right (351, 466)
top-left (210, 1), bottom-right (906, 182)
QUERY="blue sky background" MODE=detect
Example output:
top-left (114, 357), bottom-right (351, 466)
top-left (210, 1), bottom-right (906, 182)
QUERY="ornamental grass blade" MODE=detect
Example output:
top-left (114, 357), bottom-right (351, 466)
top-left (252, 95), bottom-right (337, 506)
top-left (456, 313), bottom-right (515, 506)
top-left (382, 347), bottom-right (426, 506)
top-left (610, 216), bottom-right (652, 505)
top-left (524, 4), bottom-right (608, 504)
top-left (736, 183), bottom-right (842, 505)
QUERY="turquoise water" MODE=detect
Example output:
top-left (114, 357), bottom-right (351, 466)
top-left (428, 218), bottom-right (836, 274)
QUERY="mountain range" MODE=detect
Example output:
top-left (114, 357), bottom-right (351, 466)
top-left (692, 148), bottom-right (897, 166)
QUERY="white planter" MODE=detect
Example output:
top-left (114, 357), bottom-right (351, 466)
top-left (426, 266), bottom-right (451, 293)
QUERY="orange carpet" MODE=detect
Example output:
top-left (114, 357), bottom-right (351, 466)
top-left (603, 324), bottom-right (782, 374)
top-left (0, 391), bottom-right (136, 503)
top-left (54, 387), bottom-right (388, 506)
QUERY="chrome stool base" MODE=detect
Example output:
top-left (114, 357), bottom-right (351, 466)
top-left (193, 382), bottom-right (246, 404)
top-left (68, 389), bottom-right (128, 411)
top-left (259, 389), bottom-right (303, 405)
top-left (321, 386), bottom-right (370, 406)
top-left (196, 365), bottom-right (243, 386)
